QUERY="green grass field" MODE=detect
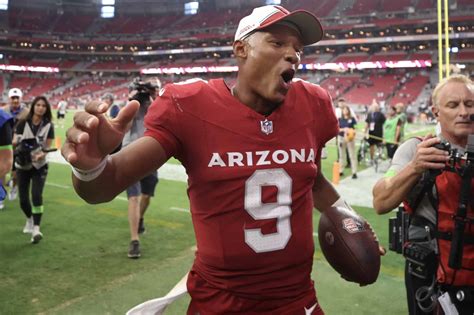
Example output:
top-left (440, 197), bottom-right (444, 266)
top-left (0, 112), bottom-right (433, 314)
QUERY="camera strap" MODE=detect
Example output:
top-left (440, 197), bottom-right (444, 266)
top-left (405, 170), bottom-right (439, 215)
top-left (436, 231), bottom-right (474, 245)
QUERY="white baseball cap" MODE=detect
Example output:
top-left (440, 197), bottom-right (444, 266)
top-left (234, 5), bottom-right (323, 46)
top-left (8, 88), bottom-right (23, 99)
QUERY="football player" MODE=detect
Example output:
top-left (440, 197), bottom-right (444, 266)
top-left (63, 5), bottom-right (380, 314)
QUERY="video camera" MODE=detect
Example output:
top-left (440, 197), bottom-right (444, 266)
top-left (433, 139), bottom-right (473, 173)
top-left (14, 138), bottom-right (57, 170)
top-left (128, 78), bottom-right (159, 106)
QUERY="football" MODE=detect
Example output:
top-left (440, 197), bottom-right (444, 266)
top-left (318, 205), bottom-right (381, 286)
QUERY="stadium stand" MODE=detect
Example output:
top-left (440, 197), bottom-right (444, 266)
top-left (388, 74), bottom-right (430, 107)
top-left (343, 73), bottom-right (399, 106)
top-left (320, 75), bottom-right (362, 100)
top-left (1, 0), bottom-right (473, 114)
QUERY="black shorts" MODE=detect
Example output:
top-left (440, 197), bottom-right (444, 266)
top-left (57, 112), bottom-right (65, 119)
top-left (126, 171), bottom-right (158, 198)
top-left (368, 137), bottom-right (382, 145)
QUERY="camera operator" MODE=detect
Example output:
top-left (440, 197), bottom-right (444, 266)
top-left (124, 78), bottom-right (161, 259)
top-left (0, 108), bottom-right (13, 209)
top-left (373, 74), bottom-right (473, 314)
top-left (14, 96), bottom-right (55, 244)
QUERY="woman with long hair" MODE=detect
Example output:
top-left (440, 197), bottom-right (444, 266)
top-left (13, 96), bottom-right (55, 244)
top-left (338, 105), bottom-right (358, 179)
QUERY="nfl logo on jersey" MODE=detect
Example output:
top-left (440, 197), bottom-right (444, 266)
top-left (260, 119), bottom-right (273, 135)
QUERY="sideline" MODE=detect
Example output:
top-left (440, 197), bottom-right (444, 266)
top-left (48, 151), bottom-right (381, 208)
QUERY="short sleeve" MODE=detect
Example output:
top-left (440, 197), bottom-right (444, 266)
top-left (47, 123), bottom-right (55, 139)
top-left (386, 138), bottom-right (419, 175)
top-left (0, 121), bottom-right (13, 147)
top-left (144, 91), bottom-right (181, 158)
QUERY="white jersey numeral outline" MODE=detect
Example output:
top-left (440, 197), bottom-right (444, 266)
top-left (244, 168), bottom-right (293, 253)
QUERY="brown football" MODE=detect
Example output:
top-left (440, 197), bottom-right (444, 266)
top-left (318, 206), bottom-right (381, 285)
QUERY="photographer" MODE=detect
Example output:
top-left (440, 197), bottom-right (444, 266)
top-left (14, 96), bottom-right (55, 244)
top-left (124, 78), bottom-right (160, 259)
top-left (373, 74), bottom-right (473, 314)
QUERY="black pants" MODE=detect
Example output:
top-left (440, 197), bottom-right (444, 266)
top-left (17, 165), bottom-right (48, 225)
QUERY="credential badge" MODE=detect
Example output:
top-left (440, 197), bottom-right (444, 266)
top-left (260, 119), bottom-right (273, 135)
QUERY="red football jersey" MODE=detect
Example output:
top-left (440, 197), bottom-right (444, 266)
top-left (145, 78), bottom-right (338, 301)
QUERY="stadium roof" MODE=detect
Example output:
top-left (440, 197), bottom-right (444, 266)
top-left (8, 0), bottom-right (261, 14)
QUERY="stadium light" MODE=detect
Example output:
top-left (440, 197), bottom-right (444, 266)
top-left (0, 0), bottom-right (8, 10)
top-left (184, 2), bottom-right (199, 15)
top-left (0, 64), bottom-right (59, 73)
top-left (101, 5), bottom-right (115, 18)
top-left (101, 0), bottom-right (115, 4)
top-left (266, 0), bottom-right (281, 5)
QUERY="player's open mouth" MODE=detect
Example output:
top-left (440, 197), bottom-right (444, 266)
top-left (281, 69), bottom-right (295, 84)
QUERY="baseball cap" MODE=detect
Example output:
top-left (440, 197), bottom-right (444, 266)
top-left (102, 92), bottom-right (114, 102)
top-left (234, 5), bottom-right (323, 46)
top-left (8, 88), bottom-right (23, 99)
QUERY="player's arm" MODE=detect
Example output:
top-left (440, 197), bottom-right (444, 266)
top-left (62, 99), bottom-right (168, 204)
top-left (71, 136), bottom-right (168, 204)
top-left (0, 122), bottom-right (13, 178)
top-left (312, 159), bottom-right (340, 212)
top-left (372, 136), bottom-right (449, 214)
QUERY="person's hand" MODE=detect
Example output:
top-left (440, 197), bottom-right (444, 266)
top-left (31, 151), bottom-right (45, 162)
top-left (408, 134), bottom-right (449, 175)
top-left (62, 100), bottom-right (140, 170)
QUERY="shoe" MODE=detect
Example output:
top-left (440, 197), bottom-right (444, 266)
top-left (8, 185), bottom-right (17, 201)
top-left (128, 240), bottom-right (141, 259)
top-left (352, 174), bottom-right (358, 179)
top-left (339, 172), bottom-right (344, 176)
top-left (23, 217), bottom-right (34, 234)
top-left (138, 218), bottom-right (146, 234)
top-left (31, 226), bottom-right (43, 244)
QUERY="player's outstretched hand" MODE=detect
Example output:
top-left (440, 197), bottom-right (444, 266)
top-left (62, 100), bottom-right (140, 170)
top-left (408, 134), bottom-right (449, 175)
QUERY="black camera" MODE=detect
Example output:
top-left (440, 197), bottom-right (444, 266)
top-left (128, 79), bottom-right (159, 106)
top-left (404, 241), bottom-right (437, 280)
top-left (14, 138), bottom-right (57, 170)
top-left (389, 208), bottom-right (437, 279)
top-left (14, 138), bottom-right (40, 170)
top-left (433, 139), bottom-right (474, 172)
top-left (389, 207), bottom-right (410, 254)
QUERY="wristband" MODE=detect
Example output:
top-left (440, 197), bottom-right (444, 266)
top-left (331, 197), bottom-right (355, 213)
top-left (331, 196), bottom-right (347, 208)
top-left (71, 156), bottom-right (109, 182)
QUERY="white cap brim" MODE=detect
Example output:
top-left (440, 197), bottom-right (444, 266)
top-left (235, 7), bottom-right (323, 46)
